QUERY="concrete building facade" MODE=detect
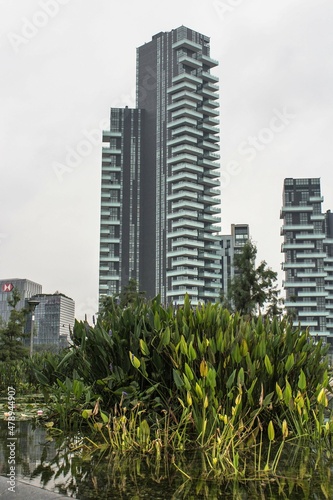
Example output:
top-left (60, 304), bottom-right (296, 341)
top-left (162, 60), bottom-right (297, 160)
top-left (281, 178), bottom-right (333, 347)
top-left (99, 107), bottom-right (142, 297)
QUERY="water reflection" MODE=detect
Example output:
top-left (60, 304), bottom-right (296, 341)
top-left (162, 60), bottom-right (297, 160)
top-left (0, 421), bottom-right (59, 489)
top-left (0, 421), bottom-right (332, 499)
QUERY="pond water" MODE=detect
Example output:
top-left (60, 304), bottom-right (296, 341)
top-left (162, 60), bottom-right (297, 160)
top-left (1, 419), bottom-right (333, 499)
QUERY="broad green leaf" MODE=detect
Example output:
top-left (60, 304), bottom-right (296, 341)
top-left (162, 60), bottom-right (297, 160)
top-left (186, 391), bottom-right (192, 406)
top-left (184, 362), bottom-right (194, 381)
top-left (232, 343), bottom-right (242, 363)
top-left (317, 387), bottom-right (328, 407)
top-left (264, 354), bottom-right (273, 376)
top-left (262, 391), bottom-right (274, 407)
top-left (180, 335), bottom-right (188, 356)
top-left (183, 374), bottom-right (191, 391)
top-left (237, 367), bottom-right (244, 386)
top-left (154, 311), bottom-right (161, 331)
top-left (160, 327), bottom-right (170, 347)
top-left (246, 378), bottom-right (257, 405)
top-left (200, 359), bottom-right (208, 377)
top-left (258, 337), bottom-right (266, 358)
top-left (240, 339), bottom-right (248, 357)
top-left (268, 420), bottom-right (275, 442)
top-left (139, 338), bottom-right (150, 357)
top-left (129, 351), bottom-right (141, 369)
top-left (285, 353), bottom-right (294, 372)
top-left (173, 369), bottom-right (184, 389)
top-left (226, 369), bottom-right (236, 389)
top-left (188, 342), bottom-right (197, 361)
top-left (100, 411), bottom-right (109, 423)
top-left (298, 369), bottom-right (307, 391)
top-left (275, 382), bottom-right (283, 401)
top-left (207, 367), bottom-right (217, 390)
top-left (195, 382), bottom-right (203, 399)
top-left (216, 328), bottom-right (223, 352)
top-left (34, 370), bottom-right (50, 386)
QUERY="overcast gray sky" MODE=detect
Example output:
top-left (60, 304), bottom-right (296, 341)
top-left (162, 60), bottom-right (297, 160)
top-left (1, 0), bottom-right (332, 320)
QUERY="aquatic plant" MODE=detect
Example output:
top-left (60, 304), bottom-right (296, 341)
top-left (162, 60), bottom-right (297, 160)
top-left (29, 295), bottom-right (332, 477)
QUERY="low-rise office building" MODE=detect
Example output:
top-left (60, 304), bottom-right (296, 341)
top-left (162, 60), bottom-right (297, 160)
top-left (0, 278), bottom-right (42, 324)
top-left (29, 293), bottom-right (75, 351)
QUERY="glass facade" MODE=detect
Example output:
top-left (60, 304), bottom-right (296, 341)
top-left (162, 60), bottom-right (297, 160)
top-left (0, 281), bottom-right (74, 352)
top-left (30, 293), bottom-right (75, 350)
top-left (0, 279), bottom-right (42, 324)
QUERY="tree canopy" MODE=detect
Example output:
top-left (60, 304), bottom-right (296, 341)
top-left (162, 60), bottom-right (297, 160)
top-left (0, 288), bottom-right (29, 361)
top-left (224, 240), bottom-right (282, 317)
top-left (118, 278), bottom-right (146, 308)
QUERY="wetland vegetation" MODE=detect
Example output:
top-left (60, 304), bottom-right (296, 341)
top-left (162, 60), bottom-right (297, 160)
top-left (1, 292), bottom-right (333, 498)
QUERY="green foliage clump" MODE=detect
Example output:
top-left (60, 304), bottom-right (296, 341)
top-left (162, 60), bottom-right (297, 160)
top-left (31, 295), bottom-right (332, 449)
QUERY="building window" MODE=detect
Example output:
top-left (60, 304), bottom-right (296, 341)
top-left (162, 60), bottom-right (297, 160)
top-left (300, 213), bottom-right (308, 224)
top-left (110, 208), bottom-right (118, 220)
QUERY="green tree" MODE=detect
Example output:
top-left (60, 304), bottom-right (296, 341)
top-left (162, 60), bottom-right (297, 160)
top-left (0, 288), bottom-right (29, 361)
top-left (97, 279), bottom-right (146, 328)
top-left (118, 278), bottom-right (146, 308)
top-left (227, 240), bottom-right (280, 317)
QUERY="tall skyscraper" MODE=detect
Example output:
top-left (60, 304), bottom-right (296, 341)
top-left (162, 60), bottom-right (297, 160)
top-left (281, 178), bottom-right (333, 348)
top-left (99, 26), bottom-right (221, 305)
top-left (324, 210), bottom-right (333, 334)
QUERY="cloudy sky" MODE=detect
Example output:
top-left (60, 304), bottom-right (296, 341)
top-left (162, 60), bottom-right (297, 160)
top-left (1, 0), bottom-right (332, 320)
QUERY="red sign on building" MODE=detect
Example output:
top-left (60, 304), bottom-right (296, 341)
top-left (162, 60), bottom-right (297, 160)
top-left (1, 283), bottom-right (14, 292)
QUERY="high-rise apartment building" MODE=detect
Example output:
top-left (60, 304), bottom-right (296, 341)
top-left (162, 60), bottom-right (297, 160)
top-left (324, 210), bottom-right (333, 333)
top-left (99, 26), bottom-right (221, 305)
top-left (281, 178), bottom-right (333, 346)
top-left (220, 224), bottom-right (250, 298)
